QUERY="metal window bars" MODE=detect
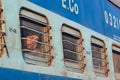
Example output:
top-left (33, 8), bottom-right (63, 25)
top-left (21, 20), bottom-right (53, 66)
top-left (0, 31), bottom-right (6, 57)
top-left (92, 45), bottom-right (109, 76)
top-left (0, 1), bottom-right (8, 57)
top-left (63, 32), bottom-right (86, 73)
top-left (21, 26), bottom-right (51, 40)
top-left (22, 49), bottom-right (53, 65)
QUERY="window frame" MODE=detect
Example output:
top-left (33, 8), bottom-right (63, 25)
top-left (91, 36), bottom-right (109, 76)
top-left (62, 24), bottom-right (86, 73)
top-left (19, 8), bottom-right (53, 66)
top-left (112, 44), bottom-right (120, 79)
top-left (0, 0), bottom-right (7, 57)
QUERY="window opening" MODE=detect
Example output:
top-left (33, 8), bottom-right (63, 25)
top-left (20, 9), bottom-right (53, 66)
top-left (62, 25), bottom-right (86, 73)
top-left (0, 0), bottom-right (8, 57)
top-left (91, 36), bottom-right (109, 76)
top-left (112, 44), bottom-right (120, 79)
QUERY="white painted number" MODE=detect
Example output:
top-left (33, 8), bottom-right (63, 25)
top-left (104, 10), bottom-right (120, 30)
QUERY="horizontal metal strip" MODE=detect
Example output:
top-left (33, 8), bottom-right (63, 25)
top-left (64, 49), bottom-right (83, 55)
top-left (21, 26), bottom-right (51, 37)
top-left (62, 32), bottom-right (81, 39)
top-left (0, 30), bottom-right (5, 33)
top-left (63, 40), bottom-right (84, 48)
top-left (93, 65), bottom-right (107, 69)
top-left (94, 69), bottom-right (109, 75)
top-left (93, 57), bottom-right (106, 61)
top-left (24, 53), bottom-right (53, 63)
top-left (65, 65), bottom-right (85, 70)
top-left (0, 43), bottom-right (5, 45)
top-left (64, 59), bottom-right (85, 64)
top-left (22, 49), bottom-right (52, 57)
top-left (20, 15), bottom-right (50, 27)
top-left (93, 55), bottom-right (107, 60)
top-left (65, 65), bottom-right (81, 70)
top-left (25, 56), bottom-right (48, 63)
top-left (21, 37), bottom-right (50, 46)
top-left (92, 49), bottom-right (106, 54)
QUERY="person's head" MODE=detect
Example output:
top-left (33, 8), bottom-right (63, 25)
top-left (26, 35), bottom-right (39, 50)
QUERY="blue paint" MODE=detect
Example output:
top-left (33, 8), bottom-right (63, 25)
top-left (29, 0), bottom-right (120, 42)
top-left (0, 67), bottom-right (81, 80)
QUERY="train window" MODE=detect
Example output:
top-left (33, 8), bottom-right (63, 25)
top-left (91, 36), bottom-right (109, 76)
top-left (62, 24), bottom-right (86, 73)
top-left (0, 0), bottom-right (6, 57)
top-left (20, 9), bottom-right (53, 66)
top-left (112, 44), bottom-right (120, 79)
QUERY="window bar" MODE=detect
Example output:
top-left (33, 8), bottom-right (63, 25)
top-left (21, 37), bottom-right (47, 45)
top-left (21, 26), bottom-right (51, 37)
top-left (65, 64), bottom-right (86, 71)
top-left (65, 65), bottom-right (82, 71)
top-left (63, 32), bottom-right (81, 39)
top-left (47, 36), bottom-right (52, 42)
top-left (103, 48), bottom-right (107, 52)
top-left (92, 49), bottom-right (106, 54)
top-left (79, 39), bottom-right (84, 44)
top-left (92, 53), bottom-right (107, 60)
top-left (102, 62), bottom-right (109, 67)
top-left (23, 49), bottom-right (53, 64)
top-left (80, 47), bottom-right (84, 52)
top-left (22, 49), bottom-right (52, 57)
top-left (46, 26), bottom-right (51, 33)
top-left (21, 37), bottom-right (52, 52)
top-left (25, 56), bottom-right (48, 63)
top-left (0, 3), bottom-right (8, 57)
top-left (48, 45), bottom-right (53, 53)
top-left (105, 69), bottom-right (109, 75)
top-left (2, 33), bottom-right (9, 57)
top-left (94, 70), bottom-right (105, 74)
top-left (101, 55), bottom-right (107, 60)
top-left (66, 66), bottom-right (79, 70)
top-left (47, 55), bottom-right (54, 65)
top-left (64, 49), bottom-right (83, 55)
top-left (93, 65), bottom-right (106, 70)
top-left (64, 58), bottom-right (85, 64)
top-left (94, 68), bottom-right (109, 75)
top-left (93, 58), bottom-right (106, 62)
top-left (21, 37), bottom-right (50, 46)
top-left (80, 64), bottom-right (86, 69)
top-left (63, 40), bottom-right (84, 49)
top-left (20, 15), bottom-right (50, 27)
top-left (0, 34), bottom-right (3, 54)
top-left (79, 56), bottom-right (85, 61)
top-left (64, 49), bottom-right (85, 61)
top-left (0, 30), bottom-right (4, 33)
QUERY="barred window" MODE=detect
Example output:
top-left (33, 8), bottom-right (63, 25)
top-left (20, 9), bottom-right (53, 66)
top-left (0, 0), bottom-right (6, 57)
top-left (62, 24), bottom-right (86, 73)
top-left (91, 36), bottom-right (109, 76)
top-left (112, 44), bottom-right (120, 80)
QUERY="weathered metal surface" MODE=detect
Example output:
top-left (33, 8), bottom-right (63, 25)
top-left (0, 0), bottom-right (119, 80)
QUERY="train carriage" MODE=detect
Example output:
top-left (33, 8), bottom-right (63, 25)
top-left (0, 0), bottom-right (120, 80)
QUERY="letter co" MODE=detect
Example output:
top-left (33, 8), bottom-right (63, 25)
top-left (62, 0), bottom-right (79, 15)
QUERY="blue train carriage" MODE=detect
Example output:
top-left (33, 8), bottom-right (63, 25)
top-left (0, 0), bottom-right (120, 80)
